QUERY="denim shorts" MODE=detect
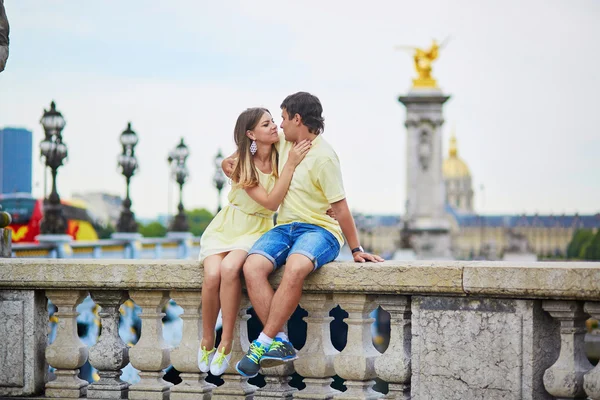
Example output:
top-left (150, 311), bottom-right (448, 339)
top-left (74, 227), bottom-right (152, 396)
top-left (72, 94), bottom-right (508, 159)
top-left (248, 222), bottom-right (341, 271)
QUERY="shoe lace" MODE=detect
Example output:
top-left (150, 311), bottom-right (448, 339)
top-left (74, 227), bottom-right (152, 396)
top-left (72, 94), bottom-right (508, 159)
top-left (214, 348), bottom-right (229, 367)
top-left (269, 340), bottom-right (284, 351)
top-left (200, 346), bottom-right (215, 365)
top-left (248, 342), bottom-right (267, 364)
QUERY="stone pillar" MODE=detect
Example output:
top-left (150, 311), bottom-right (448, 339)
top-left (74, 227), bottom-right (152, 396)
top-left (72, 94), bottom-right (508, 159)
top-left (212, 294), bottom-right (257, 400)
top-left (584, 302), bottom-right (600, 399)
top-left (398, 89), bottom-right (452, 259)
top-left (170, 290), bottom-right (215, 400)
top-left (333, 294), bottom-right (382, 400)
top-left (542, 300), bottom-right (593, 399)
top-left (294, 293), bottom-right (340, 399)
top-left (0, 289), bottom-right (47, 397)
top-left (374, 296), bottom-right (411, 399)
top-left (257, 325), bottom-right (296, 399)
top-left (129, 290), bottom-right (173, 400)
top-left (0, 226), bottom-right (11, 258)
top-left (87, 290), bottom-right (130, 399)
top-left (45, 290), bottom-right (89, 398)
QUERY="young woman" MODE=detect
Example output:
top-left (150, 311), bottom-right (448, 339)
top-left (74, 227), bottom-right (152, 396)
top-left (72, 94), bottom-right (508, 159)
top-left (197, 107), bottom-right (311, 376)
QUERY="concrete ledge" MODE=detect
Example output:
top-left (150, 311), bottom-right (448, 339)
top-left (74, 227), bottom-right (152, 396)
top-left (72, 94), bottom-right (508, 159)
top-left (1, 259), bottom-right (599, 300)
top-left (463, 261), bottom-right (600, 300)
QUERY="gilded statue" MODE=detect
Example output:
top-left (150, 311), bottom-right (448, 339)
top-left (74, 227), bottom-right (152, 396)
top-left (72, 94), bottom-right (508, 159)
top-left (396, 37), bottom-right (449, 88)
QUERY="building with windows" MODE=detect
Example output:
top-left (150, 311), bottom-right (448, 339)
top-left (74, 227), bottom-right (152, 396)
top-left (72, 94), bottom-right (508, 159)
top-left (0, 127), bottom-right (33, 194)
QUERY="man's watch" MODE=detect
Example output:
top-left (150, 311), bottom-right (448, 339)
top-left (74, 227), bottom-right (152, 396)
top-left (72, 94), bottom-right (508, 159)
top-left (351, 246), bottom-right (364, 254)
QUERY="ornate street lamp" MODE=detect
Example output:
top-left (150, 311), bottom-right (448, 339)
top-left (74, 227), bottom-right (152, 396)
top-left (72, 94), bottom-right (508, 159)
top-left (167, 138), bottom-right (190, 232)
top-left (116, 122), bottom-right (139, 233)
top-left (213, 149), bottom-right (227, 213)
top-left (39, 101), bottom-right (68, 234)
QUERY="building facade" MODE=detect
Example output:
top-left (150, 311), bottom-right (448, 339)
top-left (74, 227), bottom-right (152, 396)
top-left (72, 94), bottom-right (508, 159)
top-left (0, 127), bottom-right (33, 194)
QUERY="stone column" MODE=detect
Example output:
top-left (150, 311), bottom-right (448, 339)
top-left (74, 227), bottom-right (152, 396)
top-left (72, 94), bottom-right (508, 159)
top-left (45, 290), bottom-right (89, 398)
top-left (398, 89), bottom-right (452, 260)
top-left (257, 324), bottom-right (296, 399)
top-left (170, 290), bottom-right (215, 400)
top-left (213, 294), bottom-right (257, 400)
top-left (333, 294), bottom-right (383, 400)
top-left (584, 302), bottom-right (600, 399)
top-left (542, 300), bottom-right (593, 399)
top-left (294, 293), bottom-right (340, 399)
top-left (129, 290), bottom-right (173, 400)
top-left (374, 296), bottom-right (411, 400)
top-left (87, 290), bottom-right (130, 399)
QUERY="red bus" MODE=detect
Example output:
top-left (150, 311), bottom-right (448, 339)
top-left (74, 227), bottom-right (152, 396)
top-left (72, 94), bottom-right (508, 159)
top-left (0, 193), bottom-right (99, 243)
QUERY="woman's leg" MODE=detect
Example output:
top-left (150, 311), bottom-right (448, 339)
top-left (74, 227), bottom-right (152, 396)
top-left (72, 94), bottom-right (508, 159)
top-left (200, 253), bottom-right (225, 350)
top-left (217, 250), bottom-right (248, 353)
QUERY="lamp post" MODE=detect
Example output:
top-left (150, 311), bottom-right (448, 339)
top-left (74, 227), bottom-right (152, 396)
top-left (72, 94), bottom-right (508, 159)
top-left (167, 138), bottom-right (190, 232)
top-left (116, 122), bottom-right (139, 233)
top-left (213, 149), bottom-right (227, 213)
top-left (39, 101), bottom-right (68, 235)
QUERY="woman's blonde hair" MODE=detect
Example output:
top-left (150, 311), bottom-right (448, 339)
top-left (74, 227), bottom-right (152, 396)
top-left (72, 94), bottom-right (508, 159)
top-left (231, 107), bottom-right (279, 188)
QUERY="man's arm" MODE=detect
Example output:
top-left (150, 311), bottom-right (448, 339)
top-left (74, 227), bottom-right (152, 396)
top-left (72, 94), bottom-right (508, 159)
top-left (330, 198), bottom-right (384, 263)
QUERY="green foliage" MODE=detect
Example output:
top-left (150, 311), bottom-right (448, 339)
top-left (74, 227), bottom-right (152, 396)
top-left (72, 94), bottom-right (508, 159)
top-left (584, 230), bottom-right (600, 261)
top-left (566, 229), bottom-right (594, 259)
top-left (186, 208), bottom-right (214, 237)
top-left (96, 223), bottom-right (115, 239)
top-left (138, 221), bottom-right (167, 238)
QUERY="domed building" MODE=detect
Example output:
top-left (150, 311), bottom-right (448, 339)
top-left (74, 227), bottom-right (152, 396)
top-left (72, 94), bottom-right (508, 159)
top-left (442, 133), bottom-right (474, 213)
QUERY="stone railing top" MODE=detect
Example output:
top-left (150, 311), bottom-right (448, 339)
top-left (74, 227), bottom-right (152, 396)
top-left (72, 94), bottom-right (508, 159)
top-left (0, 259), bottom-right (599, 300)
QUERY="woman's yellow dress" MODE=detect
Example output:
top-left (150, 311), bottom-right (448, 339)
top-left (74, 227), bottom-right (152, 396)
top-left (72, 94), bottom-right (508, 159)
top-left (199, 170), bottom-right (276, 262)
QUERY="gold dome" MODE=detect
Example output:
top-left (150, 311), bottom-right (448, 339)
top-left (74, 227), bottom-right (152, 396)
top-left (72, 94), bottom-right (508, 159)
top-left (443, 133), bottom-right (471, 179)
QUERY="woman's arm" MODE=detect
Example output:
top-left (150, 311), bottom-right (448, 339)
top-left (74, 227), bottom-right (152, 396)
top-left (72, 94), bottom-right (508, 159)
top-left (221, 152), bottom-right (237, 179)
top-left (245, 140), bottom-right (311, 211)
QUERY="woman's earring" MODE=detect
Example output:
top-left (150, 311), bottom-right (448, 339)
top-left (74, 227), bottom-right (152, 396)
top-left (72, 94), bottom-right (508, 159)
top-left (250, 140), bottom-right (257, 156)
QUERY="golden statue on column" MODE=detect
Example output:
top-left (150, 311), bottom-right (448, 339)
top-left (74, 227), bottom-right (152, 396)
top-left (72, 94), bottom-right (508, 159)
top-left (396, 37), bottom-right (450, 88)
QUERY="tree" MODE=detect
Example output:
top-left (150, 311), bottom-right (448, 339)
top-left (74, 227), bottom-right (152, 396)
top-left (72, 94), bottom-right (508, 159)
top-left (138, 221), bottom-right (167, 238)
top-left (95, 223), bottom-right (115, 239)
top-left (566, 229), bottom-right (594, 259)
top-left (584, 230), bottom-right (600, 261)
top-left (186, 208), bottom-right (214, 237)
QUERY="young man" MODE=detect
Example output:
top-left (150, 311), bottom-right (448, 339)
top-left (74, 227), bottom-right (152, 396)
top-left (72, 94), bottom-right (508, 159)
top-left (225, 92), bottom-right (383, 378)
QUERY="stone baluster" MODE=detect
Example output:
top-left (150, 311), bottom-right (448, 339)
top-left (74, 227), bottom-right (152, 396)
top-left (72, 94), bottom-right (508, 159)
top-left (374, 296), bottom-right (411, 400)
top-left (584, 302), bottom-right (600, 399)
top-left (170, 290), bottom-right (215, 400)
top-left (542, 300), bottom-right (593, 399)
top-left (257, 325), bottom-right (296, 399)
top-left (334, 294), bottom-right (383, 400)
top-left (294, 293), bottom-right (340, 399)
top-left (87, 290), bottom-right (130, 399)
top-left (213, 293), bottom-right (257, 400)
top-left (129, 290), bottom-right (173, 399)
top-left (44, 290), bottom-right (89, 398)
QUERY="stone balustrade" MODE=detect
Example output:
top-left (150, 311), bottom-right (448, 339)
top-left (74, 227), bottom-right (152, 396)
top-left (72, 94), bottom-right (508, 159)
top-left (0, 259), bottom-right (599, 399)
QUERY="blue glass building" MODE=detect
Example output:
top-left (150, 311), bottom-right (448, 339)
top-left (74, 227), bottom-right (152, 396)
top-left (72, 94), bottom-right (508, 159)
top-left (0, 127), bottom-right (33, 194)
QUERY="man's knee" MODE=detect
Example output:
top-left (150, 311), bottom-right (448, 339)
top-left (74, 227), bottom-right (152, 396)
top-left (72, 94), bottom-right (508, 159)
top-left (283, 255), bottom-right (313, 282)
top-left (243, 254), bottom-right (272, 278)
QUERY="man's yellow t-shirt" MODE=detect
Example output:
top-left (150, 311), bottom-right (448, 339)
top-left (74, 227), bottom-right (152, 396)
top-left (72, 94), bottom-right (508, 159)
top-left (277, 134), bottom-right (346, 245)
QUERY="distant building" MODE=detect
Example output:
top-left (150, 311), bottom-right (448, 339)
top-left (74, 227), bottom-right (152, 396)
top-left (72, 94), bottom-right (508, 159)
top-left (353, 132), bottom-right (600, 260)
top-left (0, 127), bottom-right (33, 194)
top-left (72, 192), bottom-right (122, 227)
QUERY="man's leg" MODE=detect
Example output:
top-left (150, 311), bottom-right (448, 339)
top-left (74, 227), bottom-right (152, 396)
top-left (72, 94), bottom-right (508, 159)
top-left (243, 254), bottom-right (275, 325)
top-left (262, 254), bottom-right (313, 338)
top-left (236, 225), bottom-right (291, 377)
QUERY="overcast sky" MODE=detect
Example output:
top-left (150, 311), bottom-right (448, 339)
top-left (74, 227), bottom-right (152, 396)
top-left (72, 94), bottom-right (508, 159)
top-left (1, 0), bottom-right (599, 218)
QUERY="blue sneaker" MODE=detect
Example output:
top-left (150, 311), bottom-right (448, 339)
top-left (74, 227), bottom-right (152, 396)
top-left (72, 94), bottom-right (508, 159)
top-left (235, 340), bottom-right (269, 378)
top-left (260, 338), bottom-right (298, 368)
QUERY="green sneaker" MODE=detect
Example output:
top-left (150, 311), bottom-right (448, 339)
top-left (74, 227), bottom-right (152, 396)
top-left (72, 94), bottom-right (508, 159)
top-left (235, 340), bottom-right (269, 378)
top-left (260, 338), bottom-right (298, 368)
